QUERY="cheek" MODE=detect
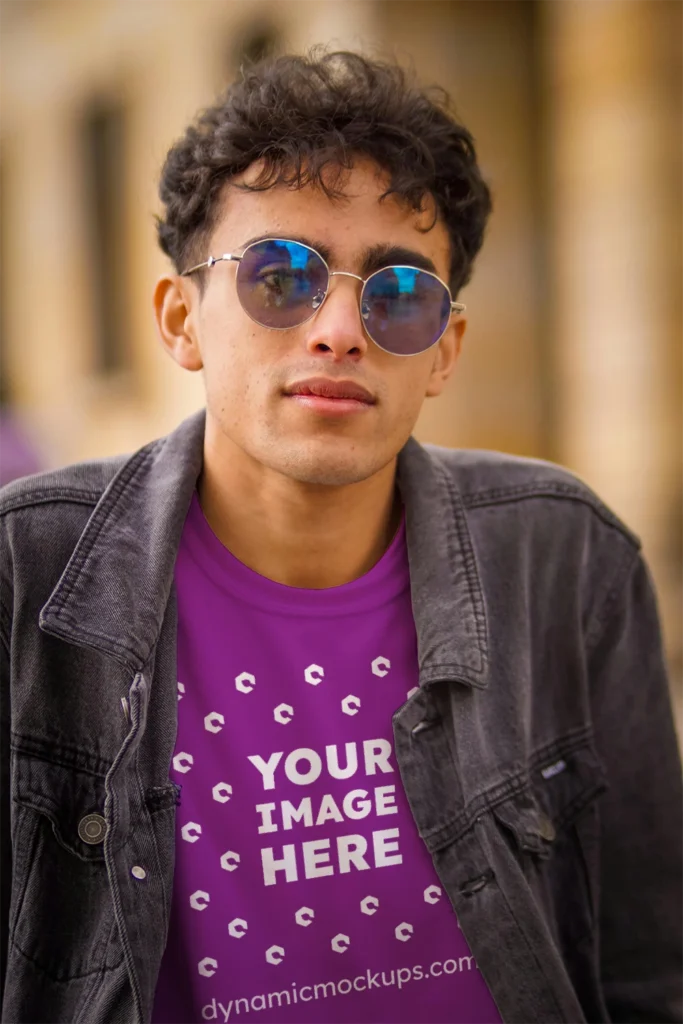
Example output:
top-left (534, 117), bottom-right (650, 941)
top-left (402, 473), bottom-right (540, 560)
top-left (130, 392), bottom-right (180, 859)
top-left (392, 361), bottom-right (433, 412)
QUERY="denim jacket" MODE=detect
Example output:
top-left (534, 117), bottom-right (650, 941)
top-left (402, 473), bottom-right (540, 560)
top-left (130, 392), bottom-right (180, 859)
top-left (1, 408), bottom-right (681, 1024)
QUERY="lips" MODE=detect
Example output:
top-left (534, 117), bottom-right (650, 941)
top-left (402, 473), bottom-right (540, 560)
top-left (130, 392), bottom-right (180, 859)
top-left (284, 377), bottom-right (375, 404)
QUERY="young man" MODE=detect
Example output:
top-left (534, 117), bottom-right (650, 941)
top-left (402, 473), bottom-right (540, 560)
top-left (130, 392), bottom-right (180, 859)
top-left (0, 51), bottom-right (680, 1024)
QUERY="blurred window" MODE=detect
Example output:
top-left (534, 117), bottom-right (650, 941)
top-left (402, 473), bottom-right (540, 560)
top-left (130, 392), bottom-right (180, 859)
top-left (82, 99), bottom-right (128, 376)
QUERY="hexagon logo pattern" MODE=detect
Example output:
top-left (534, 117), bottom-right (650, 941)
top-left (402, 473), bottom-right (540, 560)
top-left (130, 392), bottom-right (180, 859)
top-left (360, 895), bottom-right (379, 916)
top-left (395, 922), bottom-right (414, 942)
top-left (372, 656), bottom-right (391, 678)
top-left (204, 712), bottom-right (224, 734)
top-left (228, 918), bottom-right (248, 939)
top-left (273, 703), bottom-right (294, 725)
top-left (198, 957), bottom-right (218, 977)
top-left (304, 664), bottom-right (324, 686)
top-left (181, 822), bottom-right (202, 844)
top-left (177, 681), bottom-right (185, 701)
top-left (265, 945), bottom-right (285, 965)
top-left (341, 695), bottom-right (361, 716)
top-left (235, 671), bottom-right (256, 694)
top-left (173, 752), bottom-right (193, 773)
top-left (331, 933), bottom-right (350, 953)
top-left (212, 782), bottom-right (233, 804)
top-left (424, 885), bottom-right (442, 904)
top-left (189, 890), bottom-right (210, 911)
top-left (295, 906), bottom-right (314, 927)
top-left (220, 850), bottom-right (240, 872)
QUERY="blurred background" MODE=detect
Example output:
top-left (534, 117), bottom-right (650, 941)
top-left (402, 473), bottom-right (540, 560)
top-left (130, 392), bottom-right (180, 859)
top-left (0, 0), bottom-right (681, 725)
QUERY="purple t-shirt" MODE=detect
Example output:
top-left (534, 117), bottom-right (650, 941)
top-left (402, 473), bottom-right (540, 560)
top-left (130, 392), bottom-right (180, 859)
top-left (152, 493), bottom-right (501, 1024)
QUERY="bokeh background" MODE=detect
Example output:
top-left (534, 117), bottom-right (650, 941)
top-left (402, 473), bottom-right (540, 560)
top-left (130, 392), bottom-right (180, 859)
top-left (1, 0), bottom-right (681, 726)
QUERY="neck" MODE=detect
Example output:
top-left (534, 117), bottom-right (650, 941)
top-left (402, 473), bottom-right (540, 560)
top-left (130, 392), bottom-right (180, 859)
top-left (197, 434), bottom-right (403, 590)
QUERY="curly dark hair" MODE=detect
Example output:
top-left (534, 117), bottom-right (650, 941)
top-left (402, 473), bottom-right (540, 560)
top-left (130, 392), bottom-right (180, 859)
top-left (156, 50), bottom-right (492, 295)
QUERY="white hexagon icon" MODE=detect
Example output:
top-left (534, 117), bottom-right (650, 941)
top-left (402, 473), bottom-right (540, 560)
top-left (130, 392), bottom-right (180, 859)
top-left (173, 752), bottom-right (193, 773)
top-left (220, 850), bottom-right (240, 872)
top-left (360, 895), bottom-right (379, 916)
top-left (212, 782), bottom-right (233, 804)
top-left (424, 885), bottom-right (442, 904)
top-left (406, 686), bottom-right (420, 699)
top-left (372, 656), bottom-right (391, 678)
top-left (395, 922), bottom-right (414, 942)
top-left (265, 945), bottom-right (285, 965)
top-left (235, 671), bottom-right (256, 694)
top-left (189, 890), bottom-right (210, 911)
top-left (204, 712), bottom-right (225, 734)
top-left (228, 918), bottom-right (248, 939)
top-left (295, 906), bottom-right (314, 927)
top-left (181, 822), bottom-right (202, 843)
top-left (304, 663), bottom-right (324, 686)
top-left (198, 957), bottom-right (218, 977)
top-left (331, 933), bottom-right (350, 953)
top-left (177, 681), bottom-right (185, 701)
top-left (341, 694), bottom-right (361, 716)
top-left (274, 703), bottom-right (294, 725)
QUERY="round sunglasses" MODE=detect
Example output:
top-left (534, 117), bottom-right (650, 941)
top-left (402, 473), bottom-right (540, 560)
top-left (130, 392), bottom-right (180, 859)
top-left (181, 238), bottom-right (465, 357)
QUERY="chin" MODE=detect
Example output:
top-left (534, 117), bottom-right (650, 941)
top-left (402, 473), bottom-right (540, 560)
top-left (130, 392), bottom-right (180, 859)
top-left (270, 444), bottom-right (384, 488)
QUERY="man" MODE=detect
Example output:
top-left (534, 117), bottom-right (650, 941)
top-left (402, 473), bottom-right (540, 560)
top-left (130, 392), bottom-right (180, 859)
top-left (1, 50), bottom-right (680, 1024)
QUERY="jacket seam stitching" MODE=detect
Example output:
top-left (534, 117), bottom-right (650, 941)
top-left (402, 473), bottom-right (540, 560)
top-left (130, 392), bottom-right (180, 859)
top-left (0, 490), bottom-right (103, 516)
top-left (425, 725), bottom-right (596, 848)
top-left (11, 736), bottom-right (112, 777)
top-left (461, 486), bottom-right (639, 545)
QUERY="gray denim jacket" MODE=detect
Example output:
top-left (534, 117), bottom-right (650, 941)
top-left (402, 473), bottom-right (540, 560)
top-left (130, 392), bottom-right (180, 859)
top-left (1, 409), bottom-right (681, 1024)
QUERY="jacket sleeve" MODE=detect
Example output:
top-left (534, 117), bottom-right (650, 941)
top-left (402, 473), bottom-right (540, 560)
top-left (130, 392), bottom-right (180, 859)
top-left (588, 550), bottom-right (683, 1022)
top-left (0, 617), bottom-right (9, 1003)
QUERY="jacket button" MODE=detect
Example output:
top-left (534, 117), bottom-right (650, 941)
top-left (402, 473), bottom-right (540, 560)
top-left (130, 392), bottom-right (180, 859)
top-left (78, 813), bottom-right (107, 845)
top-left (538, 813), bottom-right (556, 842)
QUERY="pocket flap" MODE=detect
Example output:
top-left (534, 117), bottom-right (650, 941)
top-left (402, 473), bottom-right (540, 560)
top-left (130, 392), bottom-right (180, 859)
top-left (14, 752), bottom-right (110, 861)
top-left (492, 741), bottom-right (607, 857)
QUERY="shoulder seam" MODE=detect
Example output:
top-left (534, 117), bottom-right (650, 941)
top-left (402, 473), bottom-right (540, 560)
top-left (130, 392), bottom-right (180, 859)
top-left (461, 482), bottom-right (640, 548)
top-left (585, 544), bottom-right (641, 655)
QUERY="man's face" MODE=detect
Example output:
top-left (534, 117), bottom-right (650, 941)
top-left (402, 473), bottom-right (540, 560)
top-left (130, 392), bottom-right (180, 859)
top-left (166, 158), bottom-right (463, 488)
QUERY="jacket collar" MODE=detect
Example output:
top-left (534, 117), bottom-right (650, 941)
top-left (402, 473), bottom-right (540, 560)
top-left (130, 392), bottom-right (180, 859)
top-left (40, 409), bottom-right (489, 688)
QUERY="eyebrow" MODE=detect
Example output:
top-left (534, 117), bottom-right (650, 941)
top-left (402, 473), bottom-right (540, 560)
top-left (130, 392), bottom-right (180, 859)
top-left (238, 234), bottom-right (440, 278)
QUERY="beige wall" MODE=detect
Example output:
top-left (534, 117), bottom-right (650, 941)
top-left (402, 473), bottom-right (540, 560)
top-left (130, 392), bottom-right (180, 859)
top-left (0, 0), bottom-right (382, 461)
top-left (543, 0), bottom-right (683, 682)
top-left (1, 0), bottom-right (681, 698)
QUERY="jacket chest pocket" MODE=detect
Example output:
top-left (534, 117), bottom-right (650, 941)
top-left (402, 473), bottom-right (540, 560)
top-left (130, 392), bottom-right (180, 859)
top-left (491, 741), bottom-right (607, 947)
top-left (10, 751), bottom-right (125, 981)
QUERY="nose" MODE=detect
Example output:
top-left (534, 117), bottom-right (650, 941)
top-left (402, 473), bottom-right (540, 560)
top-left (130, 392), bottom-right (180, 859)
top-left (303, 273), bottom-right (369, 361)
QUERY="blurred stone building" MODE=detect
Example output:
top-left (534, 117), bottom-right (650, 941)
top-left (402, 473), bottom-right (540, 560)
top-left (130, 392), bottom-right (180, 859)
top-left (0, 0), bottom-right (681, 702)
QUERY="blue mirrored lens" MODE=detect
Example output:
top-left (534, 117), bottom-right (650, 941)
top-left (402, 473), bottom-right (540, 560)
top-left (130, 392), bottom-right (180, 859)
top-left (362, 266), bottom-right (451, 355)
top-left (237, 240), bottom-right (328, 328)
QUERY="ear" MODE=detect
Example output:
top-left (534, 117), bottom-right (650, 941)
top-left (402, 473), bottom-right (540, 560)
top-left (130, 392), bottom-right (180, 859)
top-left (424, 318), bottom-right (466, 398)
top-left (153, 275), bottom-right (204, 371)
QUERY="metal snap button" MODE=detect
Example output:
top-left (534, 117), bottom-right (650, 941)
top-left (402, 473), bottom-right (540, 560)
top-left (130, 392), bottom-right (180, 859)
top-left (131, 865), bottom-right (146, 880)
top-left (538, 813), bottom-right (556, 842)
top-left (78, 813), bottom-right (107, 845)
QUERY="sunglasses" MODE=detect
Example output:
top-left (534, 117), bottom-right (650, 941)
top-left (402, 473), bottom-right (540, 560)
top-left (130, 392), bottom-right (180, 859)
top-left (181, 238), bottom-right (465, 357)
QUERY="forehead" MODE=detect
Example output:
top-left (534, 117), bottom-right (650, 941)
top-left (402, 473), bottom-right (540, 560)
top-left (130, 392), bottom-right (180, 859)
top-left (210, 158), bottom-right (452, 276)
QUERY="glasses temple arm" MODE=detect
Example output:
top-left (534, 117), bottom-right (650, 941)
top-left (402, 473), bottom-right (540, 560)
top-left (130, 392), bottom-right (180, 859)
top-left (181, 253), bottom-right (242, 277)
